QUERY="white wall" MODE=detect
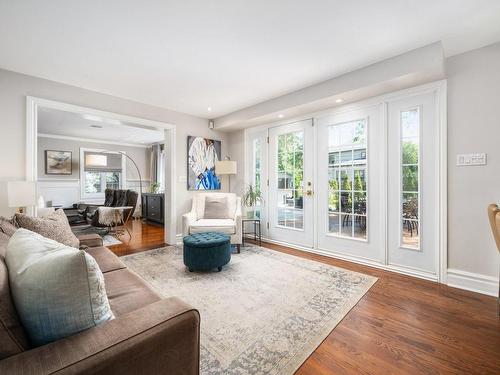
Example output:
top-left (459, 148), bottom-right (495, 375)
top-left (0, 68), bottom-right (229, 235)
top-left (447, 42), bottom-right (500, 279)
top-left (228, 130), bottom-right (246, 195)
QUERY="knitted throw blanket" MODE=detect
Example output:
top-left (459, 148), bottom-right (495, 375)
top-left (97, 207), bottom-right (123, 226)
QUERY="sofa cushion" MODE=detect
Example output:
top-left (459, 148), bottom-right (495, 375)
top-left (0, 216), bottom-right (17, 237)
top-left (0, 235), bottom-right (30, 359)
top-left (204, 196), bottom-right (229, 219)
top-left (6, 229), bottom-right (114, 347)
top-left (85, 247), bottom-right (126, 273)
top-left (104, 268), bottom-right (161, 317)
top-left (189, 219), bottom-right (236, 235)
top-left (15, 209), bottom-right (79, 248)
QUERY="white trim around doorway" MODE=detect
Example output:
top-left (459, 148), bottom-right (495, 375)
top-left (25, 96), bottom-right (178, 245)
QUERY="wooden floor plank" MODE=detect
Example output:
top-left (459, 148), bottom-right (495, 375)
top-left (109, 227), bottom-right (500, 374)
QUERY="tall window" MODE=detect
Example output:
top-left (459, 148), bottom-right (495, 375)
top-left (82, 149), bottom-right (124, 199)
top-left (328, 120), bottom-right (367, 239)
top-left (84, 171), bottom-right (121, 194)
top-left (400, 109), bottom-right (420, 249)
top-left (276, 131), bottom-right (304, 229)
top-left (252, 138), bottom-right (262, 218)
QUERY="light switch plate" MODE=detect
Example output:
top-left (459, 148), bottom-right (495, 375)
top-left (178, 175), bottom-right (187, 183)
top-left (456, 153), bottom-right (487, 166)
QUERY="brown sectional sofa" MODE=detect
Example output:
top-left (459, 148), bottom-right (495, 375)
top-left (0, 232), bottom-right (200, 375)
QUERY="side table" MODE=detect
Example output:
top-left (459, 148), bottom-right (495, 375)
top-left (242, 218), bottom-right (261, 247)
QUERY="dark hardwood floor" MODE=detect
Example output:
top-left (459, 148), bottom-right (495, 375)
top-left (108, 224), bottom-right (500, 374)
top-left (107, 219), bottom-right (166, 256)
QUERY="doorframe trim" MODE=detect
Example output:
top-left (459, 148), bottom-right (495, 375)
top-left (244, 80), bottom-right (447, 284)
top-left (26, 96), bottom-right (178, 245)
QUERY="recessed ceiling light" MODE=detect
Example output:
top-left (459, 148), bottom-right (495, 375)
top-left (207, 107), bottom-right (212, 112)
top-left (335, 98), bottom-right (344, 103)
top-left (90, 124), bottom-right (103, 129)
top-left (83, 114), bottom-right (103, 122)
top-left (278, 114), bottom-right (284, 119)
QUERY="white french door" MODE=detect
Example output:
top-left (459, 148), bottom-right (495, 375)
top-left (256, 83), bottom-right (443, 280)
top-left (316, 105), bottom-right (385, 262)
top-left (268, 119), bottom-right (314, 247)
top-left (387, 92), bottom-right (438, 275)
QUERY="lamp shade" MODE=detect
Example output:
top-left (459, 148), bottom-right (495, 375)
top-left (8, 181), bottom-right (36, 208)
top-left (85, 154), bottom-right (108, 167)
top-left (215, 160), bottom-right (237, 175)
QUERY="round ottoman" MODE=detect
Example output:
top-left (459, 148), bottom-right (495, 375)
top-left (183, 232), bottom-right (231, 272)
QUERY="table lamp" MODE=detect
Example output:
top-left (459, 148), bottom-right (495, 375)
top-left (215, 158), bottom-right (237, 192)
top-left (8, 181), bottom-right (36, 214)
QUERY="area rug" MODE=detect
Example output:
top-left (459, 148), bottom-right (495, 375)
top-left (121, 245), bottom-right (377, 375)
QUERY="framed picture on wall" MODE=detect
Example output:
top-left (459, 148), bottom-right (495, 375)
top-left (45, 150), bottom-right (72, 175)
top-left (187, 136), bottom-right (221, 190)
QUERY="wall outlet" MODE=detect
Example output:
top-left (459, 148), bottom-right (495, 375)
top-left (456, 153), bottom-right (487, 166)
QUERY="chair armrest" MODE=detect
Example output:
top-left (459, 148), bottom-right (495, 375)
top-left (182, 211), bottom-right (197, 236)
top-left (234, 197), bottom-right (242, 242)
top-left (0, 297), bottom-right (200, 375)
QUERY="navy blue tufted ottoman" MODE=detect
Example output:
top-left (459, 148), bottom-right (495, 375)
top-left (183, 232), bottom-right (231, 272)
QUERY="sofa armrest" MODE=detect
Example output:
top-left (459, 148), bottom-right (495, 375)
top-left (0, 297), bottom-right (200, 375)
top-left (77, 233), bottom-right (104, 248)
top-left (182, 211), bottom-right (197, 237)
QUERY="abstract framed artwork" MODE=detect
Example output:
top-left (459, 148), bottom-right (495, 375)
top-left (45, 150), bottom-right (72, 175)
top-left (187, 136), bottom-right (221, 190)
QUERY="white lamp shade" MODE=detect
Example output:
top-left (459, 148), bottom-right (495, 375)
top-left (215, 160), bottom-right (237, 175)
top-left (8, 181), bottom-right (36, 208)
top-left (85, 154), bottom-right (108, 167)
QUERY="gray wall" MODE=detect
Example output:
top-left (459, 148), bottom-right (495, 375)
top-left (37, 136), bottom-right (151, 182)
top-left (0, 68), bottom-right (229, 235)
top-left (447, 42), bottom-right (500, 278)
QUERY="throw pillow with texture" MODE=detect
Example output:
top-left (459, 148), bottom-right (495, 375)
top-left (15, 209), bottom-right (79, 248)
top-left (0, 216), bottom-right (18, 237)
top-left (204, 196), bottom-right (229, 219)
top-left (5, 229), bottom-right (114, 346)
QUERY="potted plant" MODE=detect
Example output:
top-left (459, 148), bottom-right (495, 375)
top-left (149, 181), bottom-right (160, 194)
top-left (242, 184), bottom-right (263, 218)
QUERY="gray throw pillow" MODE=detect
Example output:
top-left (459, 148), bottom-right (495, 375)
top-left (204, 196), bottom-right (229, 219)
top-left (0, 216), bottom-right (18, 237)
top-left (6, 229), bottom-right (114, 347)
top-left (15, 209), bottom-right (79, 248)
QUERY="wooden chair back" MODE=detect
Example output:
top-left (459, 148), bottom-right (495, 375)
top-left (487, 204), bottom-right (500, 252)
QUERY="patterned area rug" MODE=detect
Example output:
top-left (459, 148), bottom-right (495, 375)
top-left (121, 245), bottom-right (377, 375)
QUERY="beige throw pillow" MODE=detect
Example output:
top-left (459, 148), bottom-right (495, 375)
top-left (15, 209), bottom-right (79, 248)
top-left (204, 196), bottom-right (229, 219)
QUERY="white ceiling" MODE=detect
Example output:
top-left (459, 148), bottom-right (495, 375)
top-left (38, 107), bottom-right (164, 146)
top-left (1, 1), bottom-right (500, 118)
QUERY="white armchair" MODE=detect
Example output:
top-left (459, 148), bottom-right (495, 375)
top-left (182, 193), bottom-right (242, 252)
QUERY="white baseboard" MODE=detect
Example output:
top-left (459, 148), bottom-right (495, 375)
top-left (260, 236), bottom-right (439, 282)
top-left (447, 269), bottom-right (499, 297)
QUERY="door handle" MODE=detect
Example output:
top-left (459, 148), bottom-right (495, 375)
top-left (305, 189), bottom-right (314, 196)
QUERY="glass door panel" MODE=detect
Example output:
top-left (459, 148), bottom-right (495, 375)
top-left (388, 92), bottom-right (437, 275)
top-left (317, 105), bottom-right (384, 262)
top-left (268, 119), bottom-right (313, 247)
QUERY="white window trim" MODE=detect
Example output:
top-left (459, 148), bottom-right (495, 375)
top-left (79, 147), bottom-right (127, 202)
